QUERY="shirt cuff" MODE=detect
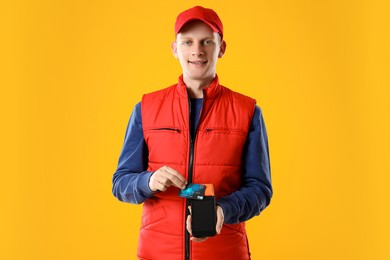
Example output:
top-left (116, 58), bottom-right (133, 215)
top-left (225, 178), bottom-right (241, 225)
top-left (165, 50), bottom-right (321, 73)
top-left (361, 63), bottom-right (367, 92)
top-left (138, 170), bottom-right (156, 197)
top-left (216, 197), bottom-right (237, 224)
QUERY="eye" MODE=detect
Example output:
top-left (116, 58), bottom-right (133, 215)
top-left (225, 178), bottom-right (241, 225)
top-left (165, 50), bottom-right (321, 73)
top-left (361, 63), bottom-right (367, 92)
top-left (203, 40), bottom-right (215, 45)
top-left (181, 40), bottom-right (192, 46)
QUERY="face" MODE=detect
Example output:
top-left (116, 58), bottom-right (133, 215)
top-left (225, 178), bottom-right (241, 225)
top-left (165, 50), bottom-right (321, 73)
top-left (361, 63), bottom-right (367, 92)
top-left (171, 20), bottom-right (226, 84)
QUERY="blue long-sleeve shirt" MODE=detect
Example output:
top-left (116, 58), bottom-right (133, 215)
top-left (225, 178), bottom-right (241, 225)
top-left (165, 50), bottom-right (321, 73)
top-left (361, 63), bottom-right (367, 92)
top-left (112, 99), bottom-right (272, 224)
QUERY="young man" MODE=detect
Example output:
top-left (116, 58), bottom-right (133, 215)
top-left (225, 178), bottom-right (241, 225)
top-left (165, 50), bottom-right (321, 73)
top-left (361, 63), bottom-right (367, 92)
top-left (112, 6), bottom-right (272, 260)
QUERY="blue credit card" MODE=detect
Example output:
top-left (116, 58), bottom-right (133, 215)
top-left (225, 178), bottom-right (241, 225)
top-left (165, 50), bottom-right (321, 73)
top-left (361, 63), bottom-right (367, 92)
top-left (178, 184), bottom-right (206, 200)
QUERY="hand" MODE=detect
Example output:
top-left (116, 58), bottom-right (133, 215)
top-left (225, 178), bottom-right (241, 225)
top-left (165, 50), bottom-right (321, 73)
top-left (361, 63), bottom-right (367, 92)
top-left (186, 205), bottom-right (224, 242)
top-left (149, 166), bottom-right (187, 192)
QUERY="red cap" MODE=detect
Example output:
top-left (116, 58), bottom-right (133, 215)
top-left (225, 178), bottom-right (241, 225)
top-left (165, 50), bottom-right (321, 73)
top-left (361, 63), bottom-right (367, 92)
top-left (175, 6), bottom-right (223, 39)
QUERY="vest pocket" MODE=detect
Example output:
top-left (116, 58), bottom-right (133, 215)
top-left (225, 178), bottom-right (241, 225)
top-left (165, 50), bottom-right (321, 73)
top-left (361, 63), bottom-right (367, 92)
top-left (146, 127), bottom-right (181, 133)
top-left (203, 128), bottom-right (247, 136)
top-left (141, 206), bottom-right (166, 229)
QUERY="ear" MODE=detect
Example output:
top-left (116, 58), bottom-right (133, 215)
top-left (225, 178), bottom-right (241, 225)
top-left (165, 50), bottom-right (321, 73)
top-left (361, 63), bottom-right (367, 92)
top-left (218, 40), bottom-right (227, 58)
top-left (171, 41), bottom-right (179, 59)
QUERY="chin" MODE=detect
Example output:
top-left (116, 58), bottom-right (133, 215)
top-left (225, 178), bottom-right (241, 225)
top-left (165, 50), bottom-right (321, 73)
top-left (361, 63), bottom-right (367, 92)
top-left (187, 72), bottom-right (213, 80)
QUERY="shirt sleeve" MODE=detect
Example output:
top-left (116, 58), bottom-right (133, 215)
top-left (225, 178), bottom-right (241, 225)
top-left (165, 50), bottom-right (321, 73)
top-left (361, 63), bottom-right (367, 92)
top-left (217, 105), bottom-right (273, 224)
top-left (112, 102), bottom-right (155, 204)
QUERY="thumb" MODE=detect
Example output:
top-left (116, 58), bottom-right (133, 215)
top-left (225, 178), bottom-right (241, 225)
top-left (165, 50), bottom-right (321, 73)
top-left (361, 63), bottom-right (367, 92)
top-left (216, 205), bottom-right (224, 234)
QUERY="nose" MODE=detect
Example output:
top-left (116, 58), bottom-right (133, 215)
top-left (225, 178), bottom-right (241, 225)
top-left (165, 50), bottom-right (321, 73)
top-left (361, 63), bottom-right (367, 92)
top-left (191, 42), bottom-right (204, 56)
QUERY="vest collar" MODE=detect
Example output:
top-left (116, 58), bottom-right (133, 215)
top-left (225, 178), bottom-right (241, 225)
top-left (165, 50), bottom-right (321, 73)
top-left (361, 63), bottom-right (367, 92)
top-left (176, 75), bottom-right (221, 99)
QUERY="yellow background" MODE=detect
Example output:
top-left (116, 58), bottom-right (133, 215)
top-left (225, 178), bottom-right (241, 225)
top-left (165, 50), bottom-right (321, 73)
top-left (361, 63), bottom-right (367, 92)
top-left (1, 0), bottom-right (389, 259)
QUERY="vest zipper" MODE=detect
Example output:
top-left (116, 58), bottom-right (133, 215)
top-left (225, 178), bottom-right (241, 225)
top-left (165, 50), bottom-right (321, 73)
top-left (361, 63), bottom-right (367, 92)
top-left (185, 97), bottom-right (192, 260)
top-left (150, 127), bottom-right (181, 132)
top-left (185, 95), bottom-right (204, 260)
top-left (185, 138), bottom-right (193, 260)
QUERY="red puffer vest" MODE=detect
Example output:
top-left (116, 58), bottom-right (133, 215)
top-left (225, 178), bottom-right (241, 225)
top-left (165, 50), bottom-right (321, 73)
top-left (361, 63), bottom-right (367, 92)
top-left (139, 75), bottom-right (256, 260)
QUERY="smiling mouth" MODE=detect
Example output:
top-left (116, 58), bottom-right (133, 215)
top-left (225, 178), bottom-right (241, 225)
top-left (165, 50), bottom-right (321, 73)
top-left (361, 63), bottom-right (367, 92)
top-left (188, 61), bottom-right (207, 65)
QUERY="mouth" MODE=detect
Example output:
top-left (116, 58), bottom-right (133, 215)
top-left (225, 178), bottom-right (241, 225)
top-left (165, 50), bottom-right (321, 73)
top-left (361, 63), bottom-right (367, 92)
top-left (188, 60), bottom-right (207, 65)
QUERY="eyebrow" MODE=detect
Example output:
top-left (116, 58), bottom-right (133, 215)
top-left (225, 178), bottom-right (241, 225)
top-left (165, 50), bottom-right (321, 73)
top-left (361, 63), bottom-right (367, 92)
top-left (178, 37), bottom-right (215, 41)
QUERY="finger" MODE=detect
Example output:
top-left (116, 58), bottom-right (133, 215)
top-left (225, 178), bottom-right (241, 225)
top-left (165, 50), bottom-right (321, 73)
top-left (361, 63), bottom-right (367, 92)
top-left (157, 176), bottom-right (172, 187)
top-left (154, 173), bottom-right (174, 190)
top-left (149, 169), bottom-right (171, 191)
top-left (191, 237), bottom-right (208, 242)
top-left (148, 172), bottom-right (159, 191)
top-left (150, 166), bottom-right (187, 191)
top-left (186, 214), bottom-right (192, 235)
top-left (163, 167), bottom-right (187, 189)
top-left (155, 181), bottom-right (168, 191)
top-left (164, 166), bottom-right (186, 180)
top-left (216, 205), bottom-right (224, 234)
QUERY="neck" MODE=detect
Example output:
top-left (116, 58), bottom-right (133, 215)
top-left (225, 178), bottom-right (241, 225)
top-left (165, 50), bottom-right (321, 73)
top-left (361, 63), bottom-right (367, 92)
top-left (182, 76), bottom-right (214, 98)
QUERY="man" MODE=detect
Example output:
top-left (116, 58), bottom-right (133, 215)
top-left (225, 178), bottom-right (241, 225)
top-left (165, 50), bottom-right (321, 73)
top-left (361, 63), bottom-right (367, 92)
top-left (112, 6), bottom-right (272, 260)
